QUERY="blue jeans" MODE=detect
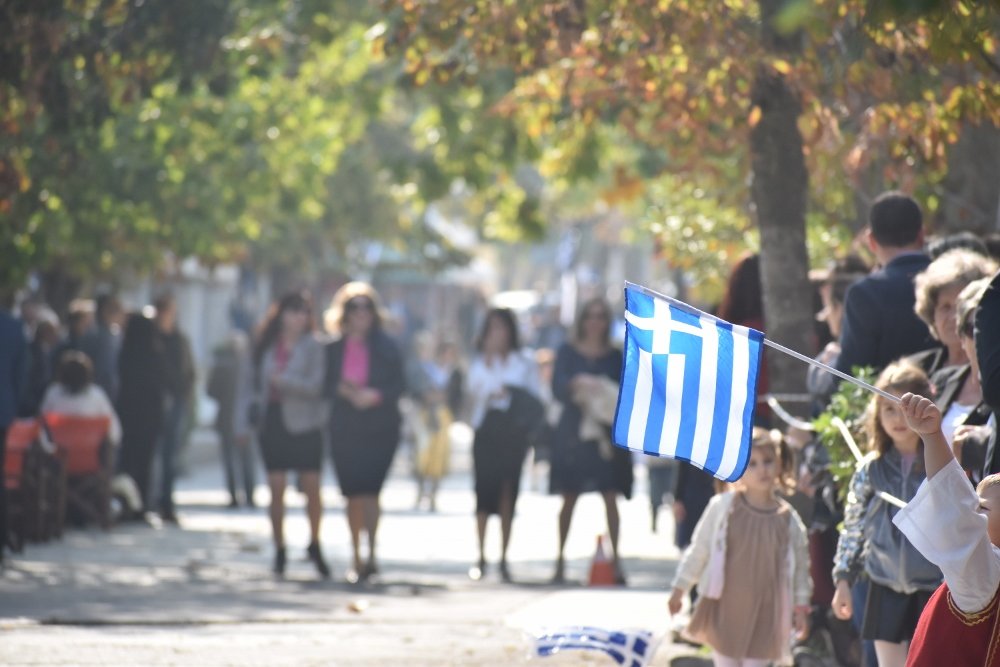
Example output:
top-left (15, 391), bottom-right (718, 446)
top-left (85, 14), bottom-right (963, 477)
top-left (157, 396), bottom-right (188, 513)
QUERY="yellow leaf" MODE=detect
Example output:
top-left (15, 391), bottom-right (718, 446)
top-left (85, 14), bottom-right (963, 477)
top-left (748, 105), bottom-right (762, 128)
top-left (773, 59), bottom-right (791, 75)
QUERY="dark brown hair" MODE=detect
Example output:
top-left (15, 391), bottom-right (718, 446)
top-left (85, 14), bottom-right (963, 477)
top-left (253, 290), bottom-right (315, 368)
top-left (56, 351), bottom-right (94, 395)
top-left (475, 307), bottom-right (520, 353)
top-left (573, 298), bottom-right (612, 345)
top-left (869, 191), bottom-right (923, 248)
top-left (718, 253), bottom-right (762, 325)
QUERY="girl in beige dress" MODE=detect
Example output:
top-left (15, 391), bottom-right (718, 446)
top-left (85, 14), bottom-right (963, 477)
top-left (668, 429), bottom-right (812, 667)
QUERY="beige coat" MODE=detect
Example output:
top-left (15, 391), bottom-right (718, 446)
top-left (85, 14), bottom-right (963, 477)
top-left (237, 334), bottom-right (328, 437)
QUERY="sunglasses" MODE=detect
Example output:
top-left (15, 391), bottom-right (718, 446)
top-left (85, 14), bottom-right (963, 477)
top-left (345, 299), bottom-right (374, 312)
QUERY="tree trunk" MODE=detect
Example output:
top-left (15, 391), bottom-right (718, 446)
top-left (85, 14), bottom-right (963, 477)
top-left (749, 66), bottom-right (814, 406)
top-left (938, 122), bottom-right (1000, 234)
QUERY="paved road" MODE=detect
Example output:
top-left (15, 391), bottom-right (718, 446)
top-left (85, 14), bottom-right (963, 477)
top-left (0, 430), bottom-right (708, 666)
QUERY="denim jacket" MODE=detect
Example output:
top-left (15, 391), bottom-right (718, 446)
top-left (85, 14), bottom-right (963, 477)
top-left (832, 449), bottom-right (942, 593)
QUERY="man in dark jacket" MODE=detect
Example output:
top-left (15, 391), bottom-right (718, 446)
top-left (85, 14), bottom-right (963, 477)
top-left (154, 294), bottom-right (195, 523)
top-left (0, 295), bottom-right (27, 564)
top-left (89, 293), bottom-right (123, 402)
top-left (975, 269), bottom-right (1000, 477)
top-left (836, 192), bottom-right (936, 375)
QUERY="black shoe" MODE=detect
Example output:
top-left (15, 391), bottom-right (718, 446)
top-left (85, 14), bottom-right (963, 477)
top-left (307, 543), bottom-right (331, 579)
top-left (273, 547), bottom-right (287, 576)
top-left (499, 560), bottom-right (512, 583)
top-left (614, 561), bottom-right (627, 586)
top-left (551, 559), bottom-right (566, 585)
top-left (159, 509), bottom-right (179, 525)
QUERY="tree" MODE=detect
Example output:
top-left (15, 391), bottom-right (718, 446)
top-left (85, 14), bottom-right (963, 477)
top-left (0, 1), bottom-right (476, 299)
top-left (382, 0), bottom-right (1000, 397)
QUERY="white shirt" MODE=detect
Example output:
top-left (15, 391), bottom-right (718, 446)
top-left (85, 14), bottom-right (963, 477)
top-left (893, 457), bottom-right (1000, 613)
top-left (466, 351), bottom-right (541, 429)
top-left (941, 401), bottom-right (976, 445)
top-left (41, 384), bottom-right (122, 447)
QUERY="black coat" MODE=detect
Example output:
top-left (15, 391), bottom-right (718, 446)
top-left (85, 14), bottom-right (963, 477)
top-left (836, 253), bottom-right (936, 374)
top-left (325, 330), bottom-right (405, 435)
top-left (975, 269), bottom-right (1000, 476)
top-left (932, 364), bottom-right (993, 478)
top-left (117, 315), bottom-right (168, 436)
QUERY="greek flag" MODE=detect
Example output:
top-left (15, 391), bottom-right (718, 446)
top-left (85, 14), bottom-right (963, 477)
top-left (613, 283), bottom-right (764, 482)
top-left (533, 627), bottom-right (655, 667)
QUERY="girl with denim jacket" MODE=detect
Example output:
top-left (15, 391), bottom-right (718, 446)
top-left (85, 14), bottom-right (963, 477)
top-left (831, 362), bottom-right (943, 667)
top-left (669, 429), bottom-right (811, 667)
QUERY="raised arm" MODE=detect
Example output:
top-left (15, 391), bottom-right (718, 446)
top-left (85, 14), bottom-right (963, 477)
top-left (899, 393), bottom-right (951, 479)
top-left (895, 391), bottom-right (1000, 614)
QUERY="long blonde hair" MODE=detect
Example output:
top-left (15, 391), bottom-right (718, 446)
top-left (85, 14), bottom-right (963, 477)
top-left (323, 281), bottom-right (388, 337)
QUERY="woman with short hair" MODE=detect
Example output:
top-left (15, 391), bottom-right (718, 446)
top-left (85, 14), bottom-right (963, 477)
top-left (911, 249), bottom-right (997, 379)
top-left (42, 350), bottom-right (122, 447)
top-left (932, 278), bottom-right (996, 483)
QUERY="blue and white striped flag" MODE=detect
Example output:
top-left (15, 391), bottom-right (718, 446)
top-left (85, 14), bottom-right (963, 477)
top-left (613, 283), bottom-right (764, 482)
top-left (533, 627), bottom-right (655, 667)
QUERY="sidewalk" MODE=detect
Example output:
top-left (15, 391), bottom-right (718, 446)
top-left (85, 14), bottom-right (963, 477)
top-left (0, 431), bottom-right (708, 666)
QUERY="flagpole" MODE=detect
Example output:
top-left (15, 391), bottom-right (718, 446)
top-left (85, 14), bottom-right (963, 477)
top-left (831, 416), bottom-right (908, 509)
top-left (625, 281), bottom-right (901, 404)
top-left (761, 338), bottom-right (901, 404)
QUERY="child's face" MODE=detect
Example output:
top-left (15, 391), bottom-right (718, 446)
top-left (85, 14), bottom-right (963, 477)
top-left (979, 484), bottom-right (1000, 547)
top-left (742, 446), bottom-right (779, 494)
top-left (879, 396), bottom-right (921, 449)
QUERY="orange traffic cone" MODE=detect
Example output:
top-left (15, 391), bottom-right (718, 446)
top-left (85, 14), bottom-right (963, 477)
top-left (588, 534), bottom-right (617, 587)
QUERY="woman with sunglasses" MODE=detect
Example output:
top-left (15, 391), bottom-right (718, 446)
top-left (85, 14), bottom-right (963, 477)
top-left (932, 276), bottom-right (997, 483)
top-left (324, 282), bottom-right (405, 582)
top-left (243, 291), bottom-right (330, 578)
top-left (549, 298), bottom-right (632, 584)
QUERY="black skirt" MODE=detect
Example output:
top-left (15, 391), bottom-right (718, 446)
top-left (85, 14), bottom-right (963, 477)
top-left (328, 412), bottom-right (400, 497)
top-left (258, 403), bottom-right (323, 472)
top-left (861, 580), bottom-right (934, 643)
top-left (473, 408), bottom-right (531, 516)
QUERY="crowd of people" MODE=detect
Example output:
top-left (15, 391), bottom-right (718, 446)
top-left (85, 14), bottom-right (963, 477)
top-left (667, 191), bottom-right (1000, 667)
top-left (0, 277), bottom-right (639, 587)
top-left (1, 292), bottom-right (196, 543)
top-left (2, 189), bottom-right (1000, 667)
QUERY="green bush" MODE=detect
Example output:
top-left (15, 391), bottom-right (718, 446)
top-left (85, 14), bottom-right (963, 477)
top-left (812, 366), bottom-right (877, 499)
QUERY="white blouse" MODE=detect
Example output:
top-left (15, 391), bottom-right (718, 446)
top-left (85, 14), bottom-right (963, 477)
top-left (466, 351), bottom-right (541, 429)
top-left (41, 384), bottom-right (123, 447)
top-left (941, 401), bottom-right (976, 445)
top-left (894, 457), bottom-right (1000, 613)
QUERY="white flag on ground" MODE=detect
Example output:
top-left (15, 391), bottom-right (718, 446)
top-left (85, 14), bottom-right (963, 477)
top-left (532, 626), bottom-right (656, 667)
